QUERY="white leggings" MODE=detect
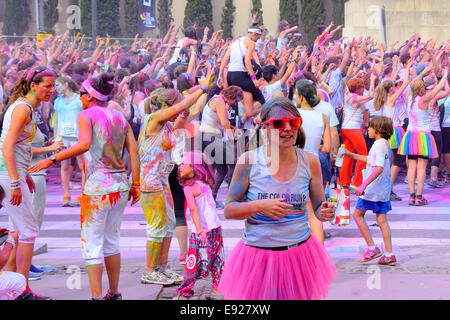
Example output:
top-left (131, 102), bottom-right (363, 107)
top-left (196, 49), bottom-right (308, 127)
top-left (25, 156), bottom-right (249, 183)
top-left (0, 271), bottom-right (26, 300)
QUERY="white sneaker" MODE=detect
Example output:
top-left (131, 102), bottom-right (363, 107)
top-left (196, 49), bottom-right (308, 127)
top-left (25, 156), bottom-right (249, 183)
top-left (161, 268), bottom-right (183, 284)
top-left (141, 270), bottom-right (174, 285)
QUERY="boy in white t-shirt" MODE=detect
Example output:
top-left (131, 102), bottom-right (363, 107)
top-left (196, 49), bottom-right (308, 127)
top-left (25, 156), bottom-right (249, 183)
top-left (343, 116), bottom-right (396, 266)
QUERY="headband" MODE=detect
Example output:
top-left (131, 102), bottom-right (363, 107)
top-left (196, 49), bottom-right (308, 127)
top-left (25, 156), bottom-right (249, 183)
top-left (82, 79), bottom-right (109, 102)
top-left (248, 28), bottom-right (262, 35)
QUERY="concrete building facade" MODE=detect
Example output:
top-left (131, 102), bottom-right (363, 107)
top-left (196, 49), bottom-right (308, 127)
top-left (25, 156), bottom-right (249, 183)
top-left (343, 0), bottom-right (450, 46)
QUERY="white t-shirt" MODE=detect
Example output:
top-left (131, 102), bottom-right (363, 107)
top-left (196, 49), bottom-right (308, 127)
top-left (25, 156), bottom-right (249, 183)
top-left (361, 139), bottom-right (391, 202)
top-left (314, 100), bottom-right (339, 127)
top-left (342, 94), bottom-right (366, 129)
top-left (261, 80), bottom-right (285, 102)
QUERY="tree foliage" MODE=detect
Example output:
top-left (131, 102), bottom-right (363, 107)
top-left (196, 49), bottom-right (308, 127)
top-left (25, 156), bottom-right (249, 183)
top-left (279, 0), bottom-right (299, 28)
top-left (251, 0), bottom-right (263, 25)
top-left (43, 0), bottom-right (59, 34)
top-left (124, 0), bottom-right (140, 37)
top-left (183, 0), bottom-right (214, 39)
top-left (300, 0), bottom-right (326, 45)
top-left (80, 0), bottom-right (92, 36)
top-left (221, 0), bottom-right (235, 39)
top-left (157, 0), bottom-right (174, 38)
top-left (2, 0), bottom-right (31, 36)
top-left (332, 0), bottom-right (348, 39)
top-left (98, 0), bottom-right (121, 37)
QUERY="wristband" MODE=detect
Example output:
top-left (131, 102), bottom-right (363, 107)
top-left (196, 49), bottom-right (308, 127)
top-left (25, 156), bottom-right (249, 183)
top-left (6, 236), bottom-right (16, 250)
top-left (10, 180), bottom-right (20, 190)
top-left (200, 84), bottom-right (208, 92)
top-left (250, 73), bottom-right (257, 80)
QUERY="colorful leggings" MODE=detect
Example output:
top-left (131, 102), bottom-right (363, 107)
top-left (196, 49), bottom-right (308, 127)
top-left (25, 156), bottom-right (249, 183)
top-left (339, 129), bottom-right (367, 187)
top-left (176, 227), bottom-right (224, 298)
top-left (140, 187), bottom-right (176, 242)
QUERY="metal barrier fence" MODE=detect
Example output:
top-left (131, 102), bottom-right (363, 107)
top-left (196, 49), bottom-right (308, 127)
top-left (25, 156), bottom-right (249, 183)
top-left (0, 35), bottom-right (141, 47)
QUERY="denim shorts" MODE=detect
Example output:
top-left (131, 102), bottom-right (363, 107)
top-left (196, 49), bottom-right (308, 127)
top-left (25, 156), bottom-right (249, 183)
top-left (319, 152), bottom-right (331, 183)
top-left (356, 198), bottom-right (392, 214)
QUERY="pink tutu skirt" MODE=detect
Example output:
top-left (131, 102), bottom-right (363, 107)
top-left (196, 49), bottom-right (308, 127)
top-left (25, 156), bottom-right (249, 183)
top-left (218, 235), bottom-right (337, 300)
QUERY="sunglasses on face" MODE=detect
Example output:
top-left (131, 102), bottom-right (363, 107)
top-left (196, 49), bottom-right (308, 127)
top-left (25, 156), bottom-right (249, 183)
top-left (263, 117), bottom-right (302, 130)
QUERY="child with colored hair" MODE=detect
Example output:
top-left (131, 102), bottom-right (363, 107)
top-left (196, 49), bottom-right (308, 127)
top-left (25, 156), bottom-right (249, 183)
top-left (175, 151), bottom-right (224, 300)
top-left (343, 116), bottom-right (397, 266)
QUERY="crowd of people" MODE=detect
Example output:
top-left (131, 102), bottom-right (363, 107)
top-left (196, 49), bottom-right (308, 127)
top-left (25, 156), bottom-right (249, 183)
top-left (0, 14), bottom-right (449, 300)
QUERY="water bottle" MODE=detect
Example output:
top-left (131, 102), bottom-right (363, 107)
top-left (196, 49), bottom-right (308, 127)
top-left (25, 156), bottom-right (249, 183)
top-left (335, 144), bottom-right (346, 167)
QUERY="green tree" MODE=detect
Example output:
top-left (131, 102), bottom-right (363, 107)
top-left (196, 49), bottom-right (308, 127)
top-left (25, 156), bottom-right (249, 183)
top-left (124, 0), bottom-right (140, 37)
top-left (251, 0), bottom-right (263, 25)
top-left (43, 0), bottom-right (59, 34)
top-left (98, 0), bottom-right (121, 37)
top-left (221, 0), bottom-right (235, 39)
top-left (332, 0), bottom-right (348, 39)
top-left (157, 0), bottom-right (174, 38)
top-left (300, 0), bottom-right (326, 45)
top-left (2, 0), bottom-right (31, 36)
top-left (80, 0), bottom-right (92, 36)
top-left (183, 0), bottom-right (214, 39)
top-left (279, 0), bottom-right (299, 28)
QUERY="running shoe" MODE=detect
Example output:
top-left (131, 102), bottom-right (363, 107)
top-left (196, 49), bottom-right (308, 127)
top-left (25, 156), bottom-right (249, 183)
top-left (141, 270), bottom-right (174, 286)
top-left (378, 254), bottom-right (397, 266)
top-left (62, 195), bottom-right (80, 207)
top-left (415, 196), bottom-right (428, 206)
top-left (30, 264), bottom-right (44, 273)
top-left (428, 178), bottom-right (443, 188)
top-left (390, 191), bottom-right (402, 201)
top-left (15, 291), bottom-right (52, 300)
top-left (179, 254), bottom-right (186, 265)
top-left (161, 268), bottom-right (183, 284)
top-left (361, 246), bottom-right (382, 263)
top-left (104, 290), bottom-right (122, 300)
top-left (28, 271), bottom-right (41, 281)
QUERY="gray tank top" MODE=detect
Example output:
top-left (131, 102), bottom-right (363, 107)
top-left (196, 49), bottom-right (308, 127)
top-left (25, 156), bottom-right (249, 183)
top-left (244, 146), bottom-right (311, 248)
top-left (0, 99), bottom-right (36, 177)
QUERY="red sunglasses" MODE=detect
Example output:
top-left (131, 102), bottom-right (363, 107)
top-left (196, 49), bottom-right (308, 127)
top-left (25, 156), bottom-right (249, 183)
top-left (263, 117), bottom-right (303, 130)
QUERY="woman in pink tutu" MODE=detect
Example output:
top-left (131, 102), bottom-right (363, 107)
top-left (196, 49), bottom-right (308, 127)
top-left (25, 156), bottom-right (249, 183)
top-left (218, 97), bottom-right (337, 300)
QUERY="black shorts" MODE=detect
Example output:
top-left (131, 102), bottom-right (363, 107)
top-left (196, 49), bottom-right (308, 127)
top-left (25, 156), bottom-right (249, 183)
top-left (442, 127), bottom-right (450, 154)
top-left (408, 155), bottom-right (428, 160)
top-left (227, 71), bottom-right (266, 105)
top-left (431, 131), bottom-right (442, 167)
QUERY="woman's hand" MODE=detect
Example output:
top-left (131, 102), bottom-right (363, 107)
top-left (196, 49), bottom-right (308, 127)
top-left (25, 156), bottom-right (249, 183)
top-left (48, 140), bottom-right (64, 153)
top-left (28, 158), bottom-right (53, 174)
top-left (128, 186), bottom-right (141, 206)
top-left (26, 174), bottom-right (36, 193)
top-left (10, 188), bottom-right (22, 206)
top-left (318, 202), bottom-right (336, 222)
top-left (257, 198), bottom-right (293, 220)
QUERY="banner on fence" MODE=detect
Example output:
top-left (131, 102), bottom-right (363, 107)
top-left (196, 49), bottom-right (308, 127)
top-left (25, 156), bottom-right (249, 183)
top-left (138, 0), bottom-right (157, 34)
